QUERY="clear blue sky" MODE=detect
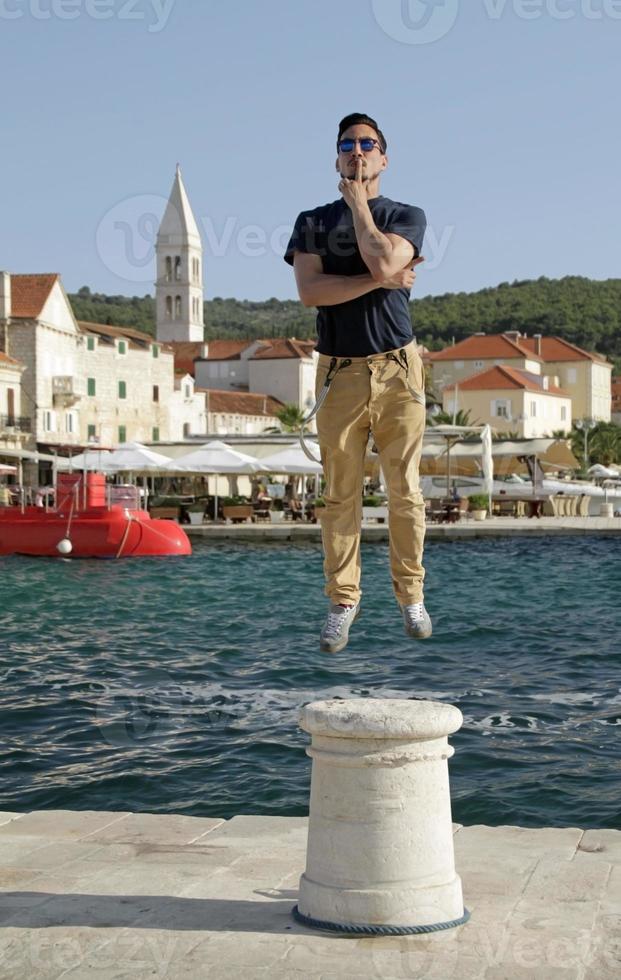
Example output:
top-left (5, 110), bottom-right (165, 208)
top-left (1, 0), bottom-right (618, 302)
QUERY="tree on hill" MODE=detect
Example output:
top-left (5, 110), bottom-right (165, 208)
top-left (67, 276), bottom-right (621, 371)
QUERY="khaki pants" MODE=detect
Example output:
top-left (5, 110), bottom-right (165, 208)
top-left (315, 340), bottom-right (427, 607)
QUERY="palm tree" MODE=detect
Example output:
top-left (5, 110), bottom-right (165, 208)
top-left (430, 409), bottom-right (476, 427)
top-left (492, 430), bottom-right (520, 441)
top-left (264, 403), bottom-right (306, 434)
top-left (590, 426), bottom-right (621, 467)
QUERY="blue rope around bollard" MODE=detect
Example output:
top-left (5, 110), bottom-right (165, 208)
top-left (291, 904), bottom-right (471, 936)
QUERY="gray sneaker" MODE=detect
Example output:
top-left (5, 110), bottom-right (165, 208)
top-left (320, 602), bottom-right (360, 653)
top-left (401, 601), bottom-right (433, 639)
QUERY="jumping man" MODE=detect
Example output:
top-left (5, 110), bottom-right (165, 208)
top-left (284, 112), bottom-right (430, 653)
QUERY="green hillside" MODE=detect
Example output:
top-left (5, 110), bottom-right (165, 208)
top-left (69, 276), bottom-right (621, 369)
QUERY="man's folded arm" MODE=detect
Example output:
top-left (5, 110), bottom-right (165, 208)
top-left (293, 252), bottom-right (379, 307)
top-left (355, 227), bottom-right (415, 282)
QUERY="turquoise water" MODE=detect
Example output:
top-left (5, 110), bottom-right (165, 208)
top-left (0, 538), bottom-right (619, 828)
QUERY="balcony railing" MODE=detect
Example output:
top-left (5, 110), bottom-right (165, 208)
top-left (52, 376), bottom-right (82, 405)
top-left (0, 414), bottom-right (32, 433)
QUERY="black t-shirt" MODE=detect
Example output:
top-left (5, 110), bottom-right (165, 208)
top-left (284, 195), bottom-right (426, 356)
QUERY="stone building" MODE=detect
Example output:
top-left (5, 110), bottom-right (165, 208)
top-left (202, 389), bottom-right (283, 436)
top-left (0, 350), bottom-right (29, 455)
top-left (192, 338), bottom-right (317, 422)
top-left (77, 321), bottom-right (176, 445)
top-left (0, 271), bottom-right (205, 452)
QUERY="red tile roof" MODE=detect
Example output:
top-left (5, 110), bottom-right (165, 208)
top-left (77, 321), bottom-right (164, 351)
top-left (250, 338), bottom-right (315, 360)
top-left (0, 351), bottom-right (22, 368)
top-left (430, 334), bottom-right (542, 363)
top-left (204, 389), bottom-right (283, 416)
top-left (202, 340), bottom-right (257, 361)
top-left (444, 365), bottom-right (567, 395)
top-left (519, 336), bottom-right (609, 365)
top-left (168, 341), bottom-right (206, 376)
top-left (9, 274), bottom-right (58, 318)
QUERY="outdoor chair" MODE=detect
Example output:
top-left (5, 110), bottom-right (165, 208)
top-left (578, 494), bottom-right (591, 517)
top-left (286, 499), bottom-right (304, 521)
top-left (427, 499), bottom-right (446, 523)
top-left (252, 499), bottom-right (272, 522)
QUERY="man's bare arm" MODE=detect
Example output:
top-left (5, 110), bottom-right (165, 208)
top-left (293, 252), bottom-right (378, 307)
top-left (293, 252), bottom-right (424, 307)
top-left (340, 159), bottom-right (415, 280)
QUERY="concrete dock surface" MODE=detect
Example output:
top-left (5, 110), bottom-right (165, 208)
top-left (0, 809), bottom-right (619, 979)
top-left (186, 515), bottom-right (621, 542)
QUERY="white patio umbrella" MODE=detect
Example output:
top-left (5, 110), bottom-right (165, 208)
top-left (103, 442), bottom-right (173, 474)
top-left (588, 463), bottom-right (620, 479)
top-left (56, 449), bottom-right (112, 472)
top-left (0, 463), bottom-right (17, 476)
top-left (260, 443), bottom-right (323, 475)
top-left (165, 440), bottom-right (267, 518)
top-left (260, 442), bottom-right (323, 517)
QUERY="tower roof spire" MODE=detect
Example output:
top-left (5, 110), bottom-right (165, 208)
top-left (157, 164), bottom-right (201, 247)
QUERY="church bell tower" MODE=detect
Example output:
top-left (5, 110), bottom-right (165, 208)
top-left (155, 165), bottom-right (204, 342)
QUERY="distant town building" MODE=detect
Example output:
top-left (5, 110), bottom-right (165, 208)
top-left (442, 365), bottom-right (572, 438)
top-left (430, 331), bottom-right (611, 425)
top-left (0, 272), bottom-right (206, 452)
top-left (611, 377), bottom-right (621, 425)
top-left (0, 348), bottom-right (28, 453)
top-left (192, 337), bottom-right (317, 417)
top-left (202, 389), bottom-right (284, 436)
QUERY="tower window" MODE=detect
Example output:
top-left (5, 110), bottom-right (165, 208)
top-left (175, 295), bottom-right (182, 319)
top-left (165, 295), bottom-right (172, 318)
top-left (165, 256), bottom-right (172, 282)
top-left (174, 256), bottom-right (181, 281)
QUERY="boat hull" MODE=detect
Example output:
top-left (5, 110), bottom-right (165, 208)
top-left (0, 506), bottom-right (192, 558)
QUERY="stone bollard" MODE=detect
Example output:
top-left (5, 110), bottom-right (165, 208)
top-left (293, 698), bottom-right (469, 935)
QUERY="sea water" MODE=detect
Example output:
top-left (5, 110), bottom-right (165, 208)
top-left (0, 537), bottom-right (619, 828)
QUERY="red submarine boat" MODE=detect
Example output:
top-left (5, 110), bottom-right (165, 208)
top-left (0, 472), bottom-right (191, 559)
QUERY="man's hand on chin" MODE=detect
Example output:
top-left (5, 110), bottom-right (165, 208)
top-left (338, 158), bottom-right (374, 209)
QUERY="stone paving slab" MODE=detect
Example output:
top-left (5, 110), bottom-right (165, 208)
top-left (0, 811), bottom-right (619, 979)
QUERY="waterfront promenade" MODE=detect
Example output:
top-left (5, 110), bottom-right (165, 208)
top-left (0, 809), bottom-right (618, 978)
top-left (186, 515), bottom-right (621, 541)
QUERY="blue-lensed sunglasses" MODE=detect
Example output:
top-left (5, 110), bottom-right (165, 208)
top-left (337, 137), bottom-right (382, 153)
